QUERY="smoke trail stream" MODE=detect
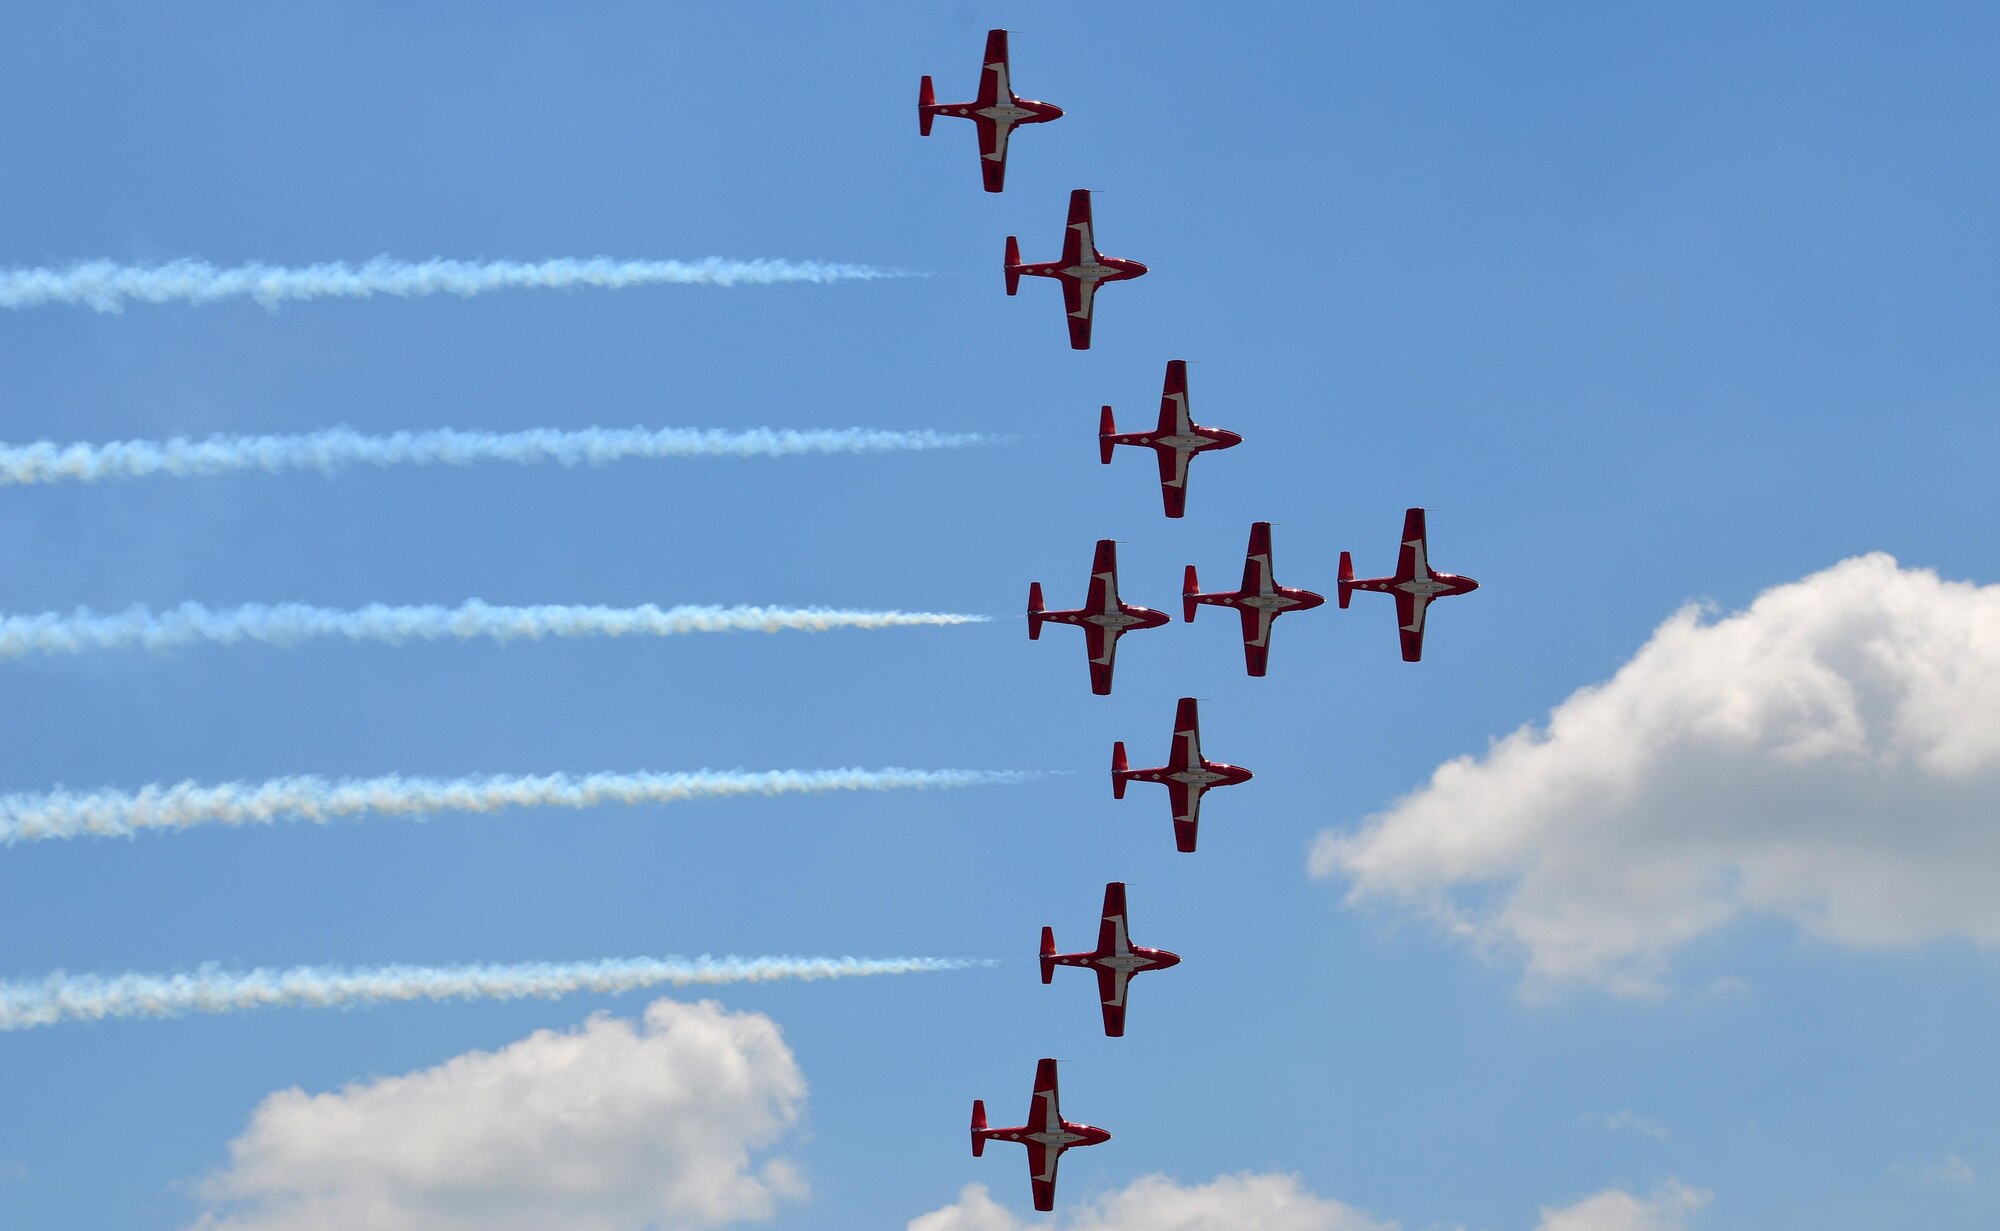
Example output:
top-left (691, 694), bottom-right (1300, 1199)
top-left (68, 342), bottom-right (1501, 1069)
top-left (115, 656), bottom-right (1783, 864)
top-left (0, 955), bottom-right (987, 1030)
top-left (0, 425), bottom-right (1003, 486)
top-left (0, 767), bottom-right (1045, 844)
top-left (0, 601), bottom-right (987, 661)
top-left (0, 256), bottom-right (916, 312)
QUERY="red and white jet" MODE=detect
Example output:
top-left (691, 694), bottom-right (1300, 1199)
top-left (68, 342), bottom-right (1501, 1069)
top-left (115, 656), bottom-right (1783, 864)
top-left (1041, 881), bottom-right (1181, 1037)
top-left (1112, 697), bottom-right (1253, 853)
top-left (1006, 189), bottom-right (1149, 350)
top-left (1029, 538), bottom-right (1168, 696)
top-left (1338, 507), bottom-right (1481, 662)
top-left (1184, 521), bottom-right (1326, 676)
top-left (1099, 359), bottom-right (1242, 518)
top-left (918, 30), bottom-right (1064, 193)
top-left (971, 1058), bottom-right (1112, 1212)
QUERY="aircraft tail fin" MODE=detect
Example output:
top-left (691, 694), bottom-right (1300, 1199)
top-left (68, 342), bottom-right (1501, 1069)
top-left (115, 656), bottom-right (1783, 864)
top-left (1338, 550), bottom-right (1354, 609)
top-left (1098, 406), bottom-right (1116, 463)
top-left (1111, 741), bottom-right (1128, 798)
top-left (1040, 927), bottom-right (1056, 984)
top-left (918, 76), bottom-right (936, 135)
top-left (1182, 565), bottom-right (1200, 622)
top-left (1004, 237), bottom-right (1021, 295)
top-left (971, 1100), bottom-right (988, 1156)
top-left (1027, 581), bottom-right (1044, 639)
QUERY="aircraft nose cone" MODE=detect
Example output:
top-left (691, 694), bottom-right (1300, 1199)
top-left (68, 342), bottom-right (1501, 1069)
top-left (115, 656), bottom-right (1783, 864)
top-left (1462, 577), bottom-right (1481, 593)
top-left (1157, 950), bottom-right (1183, 970)
top-left (1219, 430), bottom-right (1244, 448)
top-left (1046, 103), bottom-right (1066, 119)
top-left (1127, 261), bottom-right (1150, 277)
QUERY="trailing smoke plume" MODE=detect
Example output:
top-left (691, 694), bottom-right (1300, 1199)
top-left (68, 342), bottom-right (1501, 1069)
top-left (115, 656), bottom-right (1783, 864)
top-left (0, 601), bottom-right (987, 661)
top-left (0, 256), bottom-right (916, 312)
top-left (0, 425), bottom-right (1003, 487)
top-left (0, 955), bottom-right (984, 1030)
top-left (0, 767), bottom-right (1044, 844)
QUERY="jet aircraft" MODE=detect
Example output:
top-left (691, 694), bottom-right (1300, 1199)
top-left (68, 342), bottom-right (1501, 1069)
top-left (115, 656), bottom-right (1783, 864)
top-left (1099, 359), bottom-right (1242, 517)
top-left (1029, 538), bottom-right (1168, 696)
top-left (1338, 507), bottom-right (1481, 662)
top-left (1112, 696), bottom-right (1253, 852)
top-left (1184, 521), bottom-right (1325, 676)
top-left (971, 1058), bottom-right (1112, 1212)
top-left (1042, 881), bottom-right (1181, 1037)
top-left (1006, 189), bottom-right (1149, 350)
top-left (918, 29), bottom-right (1064, 193)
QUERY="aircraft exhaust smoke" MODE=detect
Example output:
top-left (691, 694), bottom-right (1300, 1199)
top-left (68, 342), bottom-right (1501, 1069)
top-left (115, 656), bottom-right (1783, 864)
top-left (0, 425), bottom-right (1003, 487)
top-left (0, 767), bottom-right (1045, 844)
top-left (0, 256), bottom-right (917, 312)
top-left (0, 601), bottom-right (987, 661)
top-left (0, 955), bottom-right (986, 1030)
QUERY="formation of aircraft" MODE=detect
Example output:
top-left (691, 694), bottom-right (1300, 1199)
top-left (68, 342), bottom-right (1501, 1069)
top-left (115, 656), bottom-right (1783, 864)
top-left (925, 29), bottom-right (1486, 1213)
top-left (1027, 538), bottom-right (1168, 696)
top-left (918, 29), bottom-right (1063, 193)
top-left (1184, 522), bottom-right (1326, 676)
top-left (1042, 882), bottom-right (1181, 1037)
top-left (971, 1059), bottom-right (1112, 1212)
top-left (1339, 507), bottom-right (1481, 662)
top-left (1006, 189), bottom-right (1149, 350)
top-left (1099, 359), bottom-right (1242, 518)
top-left (1112, 697), bottom-right (1253, 853)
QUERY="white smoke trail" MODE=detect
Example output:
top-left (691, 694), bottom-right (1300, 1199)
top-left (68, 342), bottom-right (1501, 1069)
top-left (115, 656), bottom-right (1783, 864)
top-left (0, 955), bottom-right (986, 1030)
top-left (0, 256), bottom-right (918, 313)
top-left (0, 767), bottom-right (1043, 844)
top-left (0, 425), bottom-right (1004, 487)
top-left (0, 601), bottom-right (988, 661)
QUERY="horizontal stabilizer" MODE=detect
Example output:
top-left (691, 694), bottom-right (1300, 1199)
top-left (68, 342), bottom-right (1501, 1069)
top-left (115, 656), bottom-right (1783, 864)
top-left (1182, 565), bottom-right (1200, 623)
top-left (1098, 406), bottom-right (1116, 463)
top-left (1111, 741), bottom-right (1128, 798)
top-left (1004, 237), bottom-right (1021, 295)
top-left (918, 76), bottom-right (936, 135)
top-left (1027, 581), bottom-right (1044, 639)
top-left (1337, 551), bottom-right (1354, 609)
top-left (971, 1099), bottom-right (987, 1156)
top-left (1040, 926), bottom-right (1056, 983)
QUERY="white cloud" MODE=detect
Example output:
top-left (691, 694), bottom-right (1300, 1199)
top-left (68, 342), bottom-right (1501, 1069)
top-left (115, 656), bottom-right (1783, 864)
top-left (1534, 1181), bottom-right (1709, 1231)
top-left (1591, 1110), bottom-right (1670, 1142)
top-left (910, 1176), bottom-right (1709, 1231)
top-left (190, 998), bottom-right (807, 1231)
top-left (908, 1175), bottom-right (1394, 1231)
top-left (1312, 554), bottom-right (2000, 994)
top-left (1906, 1152), bottom-right (1978, 1188)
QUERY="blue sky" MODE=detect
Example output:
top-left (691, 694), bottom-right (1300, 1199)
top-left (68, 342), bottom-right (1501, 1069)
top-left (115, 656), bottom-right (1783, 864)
top-left (2, 3), bottom-right (1998, 1229)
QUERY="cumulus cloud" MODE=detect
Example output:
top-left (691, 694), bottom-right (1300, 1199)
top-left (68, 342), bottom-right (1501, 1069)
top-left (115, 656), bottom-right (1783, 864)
top-left (1312, 554), bottom-right (2000, 994)
top-left (908, 1175), bottom-right (1394, 1231)
top-left (1533, 1181), bottom-right (1710, 1231)
top-left (909, 1175), bottom-right (1708, 1231)
top-left (190, 998), bottom-right (807, 1231)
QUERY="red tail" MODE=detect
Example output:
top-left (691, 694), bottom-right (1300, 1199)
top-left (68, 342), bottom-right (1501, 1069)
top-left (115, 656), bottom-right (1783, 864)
top-left (1338, 551), bottom-right (1354, 609)
top-left (1098, 406), bottom-right (1116, 464)
top-left (971, 1100), bottom-right (988, 1156)
top-left (1111, 741), bottom-right (1128, 798)
top-left (1182, 565), bottom-right (1200, 622)
top-left (918, 76), bottom-right (936, 135)
top-left (1040, 927), bottom-right (1056, 984)
top-left (1004, 237), bottom-right (1022, 295)
top-left (1027, 581), bottom-right (1044, 639)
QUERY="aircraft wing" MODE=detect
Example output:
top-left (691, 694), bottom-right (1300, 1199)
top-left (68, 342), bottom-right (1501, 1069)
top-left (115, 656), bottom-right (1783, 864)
top-left (1027, 1141), bottom-right (1063, 1212)
top-left (1084, 539), bottom-right (1118, 615)
top-left (1241, 522), bottom-right (1274, 594)
top-left (1395, 507), bottom-right (1430, 583)
top-left (1394, 589), bottom-right (1429, 663)
top-left (1062, 277), bottom-right (1096, 350)
top-left (1238, 605), bottom-right (1275, 677)
top-left (1061, 188), bottom-right (1093, 267)
top-left (1085, 623), bottom-right (1117, 696)
top-left (976, 29), bottom-right (1010, 107)
top-left (1095, 882), bottom-right (1130, 955)
top-left (1153, 444), bottom-right (1191, 517)
top-left (1169, 697), bottom-right (1202, 772)
top-left (1168, 780), bottom-right (1201, 853)
top-left (976, 116), bottom-right (1013, 192)
top-left (1155, 360), bottom-right (1191, 434)
top-left (1093, 964), bottom-right (1131, 1037)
